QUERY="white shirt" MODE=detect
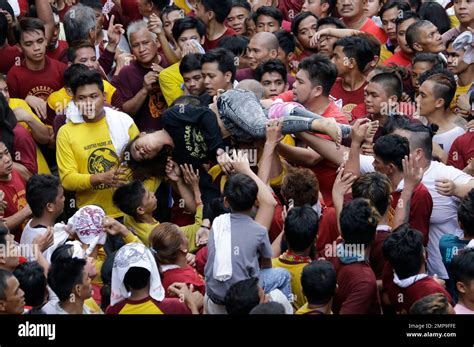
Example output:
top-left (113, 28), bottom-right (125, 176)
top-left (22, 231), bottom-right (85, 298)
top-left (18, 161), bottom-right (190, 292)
top-left (433, 126), bottom-right (465, 154)
top-left (7, 0), bottom-right (20, 17)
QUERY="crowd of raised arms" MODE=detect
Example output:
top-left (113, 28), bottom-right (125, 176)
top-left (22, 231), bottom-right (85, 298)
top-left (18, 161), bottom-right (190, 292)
top-left (0, 0), bottom-right (473, 315)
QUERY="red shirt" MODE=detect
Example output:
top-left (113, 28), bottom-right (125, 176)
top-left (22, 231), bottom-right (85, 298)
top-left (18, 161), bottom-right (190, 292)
top-left (278, 0), bottom-right (304, 22)
top-left (331, 257), bottom-right (382, 314)
top-left (6, 57), bottom-right (67, 125)
top-left (0, 170), bottom-right (27, 239)
top-left (195, 246), bottom-right (208, 276)
top-left (316, 206), bottom-right (340, 255)
top-left (161, 265), bottom-right (206, 297)
top-left (0, 45), bottom-right (22, 75)
top-left (383, 266), bottom-right (454, 313)
top-left (269, 193), bottom-right (284, 243)
top-left (106, 296), bottom-right (192, 314)
top-left (369, 229), bottom-right (391, 280)
top-left (360, 18), bottom-right (388, 45)
top-left (203, 27), bottom-right (238, 51)
top-left (448, 131), bottom-right (474, 171)
top-left (330, 78), bottom-right (367, 116)
top-left (383, 51), bottom-right (412, 67)
top-left (13, 124), bottom-right (38, 175)
top-left (46, 41), bottom-right (69, 61)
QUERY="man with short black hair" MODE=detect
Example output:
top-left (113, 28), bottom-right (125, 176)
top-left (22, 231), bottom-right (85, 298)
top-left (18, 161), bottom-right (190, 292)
top-left (0, 268), bottom-right (25, 314)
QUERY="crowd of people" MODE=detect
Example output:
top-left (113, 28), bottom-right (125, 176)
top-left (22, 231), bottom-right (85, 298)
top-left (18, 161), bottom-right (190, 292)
top-left (0, 0), bottom-right (473, 315)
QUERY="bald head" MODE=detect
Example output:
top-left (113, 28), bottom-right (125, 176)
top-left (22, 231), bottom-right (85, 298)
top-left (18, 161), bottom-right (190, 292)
top-left (247, 32), bottom-right (279, 70)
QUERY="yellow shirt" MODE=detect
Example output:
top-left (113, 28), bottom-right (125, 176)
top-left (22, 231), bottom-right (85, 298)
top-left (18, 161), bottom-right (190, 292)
top-left (115, 299), bottom-right (164, 314)
top-left (450, 83), bottom-right (472, 111)
top-left (8, 98), bottom-right (51, 174)
top-left (173, 0), bottom-right (194, 14)
top-left (379, 44), bottom-right (393, 65)
top-left (272, 257), bottom-right (308, 309)
top-left (158, 62), bottom-right (184, 106)
top-left (295, 303), bottom-right (332, 315)
top-left (56, 116), bottom-right (139, 217)
top-left (47, 80), bottom-right (116, 115)
top-left (123, 204), bottom-right (203, 253)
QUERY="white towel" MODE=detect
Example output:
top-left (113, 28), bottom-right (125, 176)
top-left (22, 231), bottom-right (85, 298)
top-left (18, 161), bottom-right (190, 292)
top-left (453, 31), bottom-right (474, 65)
top-left (66, 205), bottom-right (107, 246)
top-left (111, 243), bottom-right (165, 306)
top-left (65, 102), bottom-right (134, 157)
top-left (212, 213), bottom-right (233, 282)
top-left (393, 272), bottom-right (428, 288)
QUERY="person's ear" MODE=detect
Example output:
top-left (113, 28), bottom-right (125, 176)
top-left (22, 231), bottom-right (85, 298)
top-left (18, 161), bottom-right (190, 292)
top-left (223, 196), bottom-right (230, 209)
top-left (88, 28), bottom-right (96, 44)
top-left (270, 49), bottom-right (278, 59)
top-left (46, 202), bottom-right (55, 213)
top-left (136, 206), bottom-right (145, 216)
top-left (456, 281), bottom-right (467, 294)
top-left (412, 42), bottom-right (423, 53)
top-left (224, 71), bottom-right (232, 84)
top-left (311, 85), bottom-right (323, 99)
top-left (434, 97), bottom-right (445, 109)
top-left (321, 2), bottom-right (330, 15)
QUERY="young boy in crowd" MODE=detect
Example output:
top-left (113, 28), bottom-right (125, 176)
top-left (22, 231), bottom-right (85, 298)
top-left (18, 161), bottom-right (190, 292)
top-left (383, 11), bottom-right (419, 67)
top-left (255, 6), bottom-right (283, 33)
top-left (451, 248), bottom-right (474, 314)
top-left (296, 260), bottom-right (337, 314)
top-left (255, 59), bottom-right (289, 99)
top-left (291, 12), bottom-right (318, 60)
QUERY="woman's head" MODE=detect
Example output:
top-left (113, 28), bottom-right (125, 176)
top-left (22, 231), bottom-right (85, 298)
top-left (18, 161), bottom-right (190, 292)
top-left (149, 223), bottom-right (188, 265)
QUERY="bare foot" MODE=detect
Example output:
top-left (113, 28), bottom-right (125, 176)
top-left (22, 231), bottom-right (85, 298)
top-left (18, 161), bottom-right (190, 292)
top-left (311, 118), bottom-right (342, 148)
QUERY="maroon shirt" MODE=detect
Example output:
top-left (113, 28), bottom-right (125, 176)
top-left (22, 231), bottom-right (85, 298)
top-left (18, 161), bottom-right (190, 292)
top-left (448, 131), bottom-right (474, 171)
top-left (278, 0), bottom-right (304, 22)
top-left (113, 60), bottom-right (167, 131)
top-left (13, 124), bottom-right (38, 175)
top-left (330, 78), bottom-right (367, 110)
top-left (0, 45), bottom-right (22, 75)
top-left (369, 229), bottom-right (391, 280)
top-left (203, 27), bottom-right (238, 51)
top-left (46, 41), bottom-right (69, 61)
top-left (0, 169), bottom-right (27, 240)
top-left (331, 257), bottom-right (382, 314)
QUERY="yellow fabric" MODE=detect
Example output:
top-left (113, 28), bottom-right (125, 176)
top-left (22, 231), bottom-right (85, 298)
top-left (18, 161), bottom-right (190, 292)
top-left (123, 231), bottom-right (142, 244)
top-left (56, 117), bottom-right (139, 217)
top-left (9, 98), bottom-right (51, 174)
top-left (379, 44), bottom-right (393, 65)
top-left (92, 246), bottom-right (106, 286)
top-left (449, 15), bottom-right (460, 29)
top-left (47, 80), bottom-right (116, 114)
top-left (123, 204), bottom-right (203, 252)
top-left (295, 303), bottom-right (332, 315)
top-left (173, 0), bottom-right (193, 14)
top-left (118, 300), bottom-right (164, 314)
top-left (84, 297), bottom-right (103, 314)
top-left (158, 62), bottom-right (184, 106)
top-left (450, 83), bottom-right (472, 111)
top-left (272, 257), bottom-right (308, 309)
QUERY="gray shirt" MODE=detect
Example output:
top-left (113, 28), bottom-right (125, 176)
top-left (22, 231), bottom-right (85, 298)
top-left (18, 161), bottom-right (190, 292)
top-left (205, 213), bottom-right (273, 304)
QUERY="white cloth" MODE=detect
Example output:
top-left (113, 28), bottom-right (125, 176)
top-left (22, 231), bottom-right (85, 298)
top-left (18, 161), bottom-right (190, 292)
top-left (393, 273), bottom-right (428, 288)
top-left (433, 126), bottom-right (465, 155)
top-left (268, 289), bottom-right (293, 314)
top-left (453, 31), bottom-right (474, 65)
top-left (66, 205), bottom-right (107, 246)
top-left (7, 0), bottom-right (20, 17)
top-left (111, 243), bottom-right (165, 306)
top-left (65, 103), bottom-right (134, 157)
top-left (20, 220), bottom-right (71, 264)
top-left (212, 213), bottom-right (233, 282)
top-left (160, 264), bottom-right (181, 273)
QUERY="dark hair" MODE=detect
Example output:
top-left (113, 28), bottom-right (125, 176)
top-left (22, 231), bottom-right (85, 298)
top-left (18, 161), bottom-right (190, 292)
top-left (256, 6), bottom-right (283, 26)
top-left (67, 40), bottom-right (96, 63)
top-left (99, 251), bottom-right (116, 311)
top-left (419, 70), bottom-right (457, 110)
top-left (255, 59), bottom-right (288, 84)
top-left (352, 172), bottom-right (392, 217)
top-left (321, 0), bottom-right (337, 16)
top-left (379, 0), bottom-right (410, 20)
top-left (285, 205), bottom-right (319, 252)
top-left (64, 64), bottom-right (90, 88)
top-left (80, 0), bottom-right (102, 10)
top-left (406, 20), bottom-right (433, 50)
top-left (70, 69), bottom-right (104, 95)
top-left (47, 257), bottom-right (87, 301)
top-left (208, 197), bottom-right (232, 223)
top-left (395, 10), bottom-right (419, 29)
top-left (0, 93), bottom-right (17, 155)
top-left (373, 134), bottom-right (410, 172)
top-left (231, 0), bottom-right (251, 12)
top-left (0, 12), bottom-right (8, 47)
top-left (451, 248), bottom-right (474, 286)
top-left (281, 167), bottom-right (319, 206)
top-left (381, 114), bottom-right (411, 136)
top-left (179, 53), bottom-right (203, 76)
top-left (0, 268), bottom-right (13, 301)
top-left (316, 16), bottom-right (346, 30)
top-left (274, 30), bottom-right (296, 56)
top-left (382, 224), bottom-right (424, 279)
top-left (334, 36), bottom-right (374, 72)
top-left (123, 137), bottom-right (172, 180)
top-left (418, 2), bottom-right (450, 34)
top-left (14, 17), bottom-right (46, 43)
top-left (161, 4), bottom-right (182, 21)
top-left (401, 122), bottom-right (435, 160)
top-left (218, 35), bottom-right (249, 57)
top-left (200, 0), bottom-right (233, 23)
top-left (223, 173), bottom-right (258, 211)
top-left (458, 189), bottom-right (474, 237)
top-left (224, 277), bottom-right (260, 314)
top-left (299, 54), bottom-right (338, 96)
top-left (301, 260), bottom-right (337, 305)
top-left (0, 225), bottom-right (8, 247)
top-left (113, 180), bottom-right (146, 219)
top-left (410, 293), bottom-right (452, 314)
top-left (249, 301), bottom-right (285, 314)
top-left (123, 267), bottom-right (150, 291)
top-left (171, 17), bottom-right (206, 42)
top-left (340, 198), bottom-right (380, 247)
top-left (370, 72), bottom-right (403, 100)
top-left (26, 174), bottom-right (61, 218)
top-left (13, 262), bottom-right (47, 308)
top-left (50, 244), bottom-right (75, 264)
top-left (291, 11), bottom-right (318, 37)
top-left (412, 52), bottom-right (445, 68)
top-left (201, 48), bottom-right (237, 83)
